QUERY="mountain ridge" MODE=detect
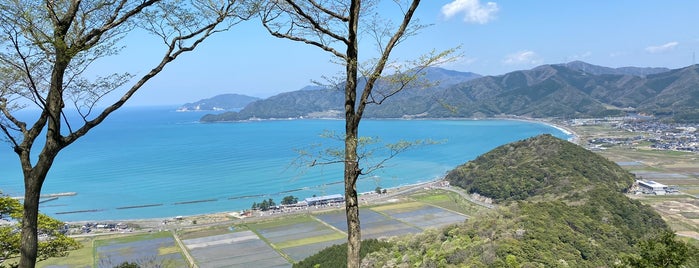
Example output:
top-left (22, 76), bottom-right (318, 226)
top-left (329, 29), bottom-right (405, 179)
top-left (197, 62), bottom-right (699, 122)
top-left (178, 93), bottom-right (259, 111)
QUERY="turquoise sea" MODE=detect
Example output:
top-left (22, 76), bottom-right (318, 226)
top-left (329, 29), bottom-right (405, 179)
top-left (0, 106), bottom-right (570, 221)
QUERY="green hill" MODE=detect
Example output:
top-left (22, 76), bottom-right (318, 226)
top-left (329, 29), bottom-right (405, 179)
top-left (299, 135), bottom-right (698, 267)
top-left (445, 134), bottom-right (634, 202)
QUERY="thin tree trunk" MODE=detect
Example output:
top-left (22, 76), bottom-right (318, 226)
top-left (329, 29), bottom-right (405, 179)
top-left (344, 124), bottom-right (361, 268)
top-left (344, 2), bottom-right (361, 266)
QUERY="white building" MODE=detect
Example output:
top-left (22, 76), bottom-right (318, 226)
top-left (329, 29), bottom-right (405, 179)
top-left (637, 180), bottom-right (668, 195)
top-left (304, 194), bottom-right (344, 206)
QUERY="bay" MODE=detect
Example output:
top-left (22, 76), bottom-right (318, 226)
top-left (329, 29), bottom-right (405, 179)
top-left (0, 106), bottom-right (570, 221)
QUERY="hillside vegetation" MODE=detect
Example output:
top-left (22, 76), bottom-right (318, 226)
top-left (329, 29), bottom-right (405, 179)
top-left (444, 134), bottom-right (634, 202)
top-left (299, 135), bottom-right (698, 267)
top-left (201, 62), bottom-right (699, 122)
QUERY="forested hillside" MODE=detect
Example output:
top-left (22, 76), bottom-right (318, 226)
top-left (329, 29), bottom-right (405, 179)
top-left (298, 135), bottom-right (698, 267)
top-left (444, 134), bottom-right (634, 202)
top-left (201, 62), bottom-right (699, 122)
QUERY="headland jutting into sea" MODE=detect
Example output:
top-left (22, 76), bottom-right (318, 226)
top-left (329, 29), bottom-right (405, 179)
top-left (0, 106), bottom-right (572, 222)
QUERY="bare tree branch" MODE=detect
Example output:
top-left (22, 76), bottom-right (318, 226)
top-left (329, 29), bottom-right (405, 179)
top-left (260, 6), bottom-right (347, 59)
top-left (0, 0), bottom-right (255, 265)
top-left (63, 2), bottom-right (244, 146)
top-left (355, 0), bottom-right (420, 119)
top-left (283, 0), bottom-right (349, 44)
top-left (309, 0), bottom-right (349, 22)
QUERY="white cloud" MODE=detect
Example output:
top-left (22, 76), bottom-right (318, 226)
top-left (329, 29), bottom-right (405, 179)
top-left (442, 0), bottom-right (499, 24)
top-left (645, 42), bottom-right (679, 53)
top-left (503, 50), bottom-right (541, 65)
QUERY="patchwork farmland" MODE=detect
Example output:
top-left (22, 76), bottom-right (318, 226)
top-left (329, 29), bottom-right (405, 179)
top-left (39, 189), bottom-right (475, 267)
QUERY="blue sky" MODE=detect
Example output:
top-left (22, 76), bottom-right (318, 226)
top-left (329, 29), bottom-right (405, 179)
top-left (111, 0), bottom-right (699, 106)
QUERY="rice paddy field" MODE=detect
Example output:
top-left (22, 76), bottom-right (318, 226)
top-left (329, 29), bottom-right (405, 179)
top-left (36, 123), bottom-right (698, 267)
top-left (38, 189), bottom-right (472, 267)
top-left (571, 124), bottom-right (699, 242)
top-left (40, 232), bottom-right (187, 268)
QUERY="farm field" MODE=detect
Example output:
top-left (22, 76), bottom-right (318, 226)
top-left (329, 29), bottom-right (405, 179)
top-left (183, 231), bottom-right (290, 268)
top-left (571, 124), bottom-right (699, 242)
top-left (34, 122), bottom-right (698, 267)
top-left (38, 189), bottom-right (473, 267)
top-left (40, 232), bottom-right (186, 268)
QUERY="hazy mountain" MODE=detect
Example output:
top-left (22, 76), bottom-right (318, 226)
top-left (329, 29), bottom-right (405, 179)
top-left (419, 67), bottom-right (482, 88)
top-left (200, 63), bottom-right (699, 122)
top-left (201, 67), bottom-right (481, 121)
top-left (178, 93), bottom-right (259, 111)
top-left (411, 63), bottom-right (699, 120)
top-left (560, 60), bottom-right (670, 77)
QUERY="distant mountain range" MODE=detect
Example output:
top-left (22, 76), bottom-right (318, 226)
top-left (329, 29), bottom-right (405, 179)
top-left (196, 62), bottom-right (699, 122)
top-left (177, 93), bottom-right (259, 111)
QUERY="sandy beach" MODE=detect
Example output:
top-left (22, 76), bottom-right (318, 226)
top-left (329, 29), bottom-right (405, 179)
top-left (65, 179), bottom-right (448, 236)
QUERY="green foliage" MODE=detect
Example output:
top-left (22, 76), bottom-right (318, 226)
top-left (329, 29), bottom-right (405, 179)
top-left (200, 64), bottom-right (699, 123)
top-left (446, 134), bottom-right (635, 202)
top-left (0, 196), bottom-right (81, 264)
top-left (619, 231), bottom-right (699, 267)
top-left (361, 135), bottom-right (686, 267)
top-left (282, 195), bottom-right (299, 205)
top-left (251, 198), bottom-right (276, 211)
top-left (293, 239), bottom-right (392, 268)
top-left (364, 196), bottom-right (671, 267)
top-left (113, 262), bottom-right (140, 268)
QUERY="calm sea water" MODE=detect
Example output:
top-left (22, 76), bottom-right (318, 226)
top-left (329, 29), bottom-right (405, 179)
top-left (0, 106), bottom-right (569, 221)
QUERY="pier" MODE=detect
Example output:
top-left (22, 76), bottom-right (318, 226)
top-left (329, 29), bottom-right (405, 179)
top-left (12, 192), bottom-right (77, 200)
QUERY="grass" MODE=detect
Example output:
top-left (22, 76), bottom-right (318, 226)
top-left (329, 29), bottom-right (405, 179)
top-left (245, 214), bottom-right (315, 230)
top-left (93, 231), bottom-right (184, 268)
top-left (409, 189), bottom-right (483, 215)
top-left (683, 188), bottom-right (699, 195)
top-left (93, 231), bottom-right (172, 247)
top-left (178, 224), bottom-right (236, 240)
top-left (370, 201), bottom-right (425, 212)
top-left (36, 232), bottom-right (175, 268)
top-left (36, 238), bottom-right (93, 268)
top-left (681, 212), bottom-right (699, 219)
top-left (158, 245), bottom-right (181, 255)
top-left (274, 232), bottom-right (346, 249)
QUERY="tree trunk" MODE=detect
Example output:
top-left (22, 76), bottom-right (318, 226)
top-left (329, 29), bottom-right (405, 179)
top-left (19, 164), bottom-right (52, 268)
top-left (19, 182), bottom-right (40, 268)
top-left (344, 125), bottom-right (361, 268)
top-left (19, 41), bottom-right (68, 267)
top-left (19, 142), bottom-right (60, 268)
top-left (344, 1), bottom-right (361, 266)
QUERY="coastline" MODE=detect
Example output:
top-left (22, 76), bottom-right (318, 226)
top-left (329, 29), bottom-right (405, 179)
top-left (202, 114), bottom-right (579, 143)
top-left (496, 116), bottom-right (579, 143)
top-left (59, 116), bottom-right (575, 227)
top-left (65, 179), bottom-right (444, 234)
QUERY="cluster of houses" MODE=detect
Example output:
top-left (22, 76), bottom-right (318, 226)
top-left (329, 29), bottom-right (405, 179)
top-left (77, 222), bottom-right (130, 234)
top-left (239, 194), bottom-right (346, 217)
top-left (579, 118), bottom-right (698, 152)
top-left (566, 116), bottom-right (698, 152)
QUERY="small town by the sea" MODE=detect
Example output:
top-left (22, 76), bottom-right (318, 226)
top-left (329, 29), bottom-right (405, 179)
top-left (4, 110), bottom-right (698, 267)
top-left (2, 1), bottom-right (699, 267)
